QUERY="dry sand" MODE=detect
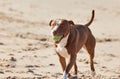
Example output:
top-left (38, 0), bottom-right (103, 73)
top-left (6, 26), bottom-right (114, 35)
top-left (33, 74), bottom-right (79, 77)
top-left (0, 0), bottom-right (120, 79)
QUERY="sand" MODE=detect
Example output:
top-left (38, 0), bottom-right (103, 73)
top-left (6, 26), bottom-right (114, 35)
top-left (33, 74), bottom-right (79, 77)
top-left (0, 0), bottom-right (120, 79)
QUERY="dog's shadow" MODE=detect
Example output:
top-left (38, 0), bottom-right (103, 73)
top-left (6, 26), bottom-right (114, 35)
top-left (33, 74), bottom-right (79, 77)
top-left (69, 76), bottom-right (78, 79)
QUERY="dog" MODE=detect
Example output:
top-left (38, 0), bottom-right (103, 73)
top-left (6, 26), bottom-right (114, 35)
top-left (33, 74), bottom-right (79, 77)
top-left (49, 10), bottom-right (96, 79)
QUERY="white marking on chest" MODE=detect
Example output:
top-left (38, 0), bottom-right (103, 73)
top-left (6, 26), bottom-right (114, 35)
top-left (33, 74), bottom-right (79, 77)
top-left (56, 34), bottom-right (70, 58)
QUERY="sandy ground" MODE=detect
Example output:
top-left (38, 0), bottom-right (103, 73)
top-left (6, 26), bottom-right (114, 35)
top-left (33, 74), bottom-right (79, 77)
top-left (0, 0), bottom-right (120, 79)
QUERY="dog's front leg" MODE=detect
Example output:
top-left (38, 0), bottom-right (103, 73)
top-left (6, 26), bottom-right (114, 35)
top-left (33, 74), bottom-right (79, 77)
top-left (57, 53), bottom-right (67, 79)
top-left (62, 54), bottom-right (77, 79)
top-left (57, 53), bottom-right (66, 72)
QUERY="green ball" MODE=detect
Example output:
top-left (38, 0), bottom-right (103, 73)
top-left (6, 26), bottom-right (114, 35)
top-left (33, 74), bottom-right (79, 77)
top-left (53, 36), bottom-right (61, 41)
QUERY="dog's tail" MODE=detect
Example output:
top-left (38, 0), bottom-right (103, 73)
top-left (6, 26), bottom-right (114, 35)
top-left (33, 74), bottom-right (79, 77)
top-left (84, 10), bottom-right (95, 27)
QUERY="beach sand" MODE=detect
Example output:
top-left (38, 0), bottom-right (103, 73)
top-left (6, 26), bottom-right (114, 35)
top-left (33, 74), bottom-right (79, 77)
top-left (0, 0), bottom-right (120, 79)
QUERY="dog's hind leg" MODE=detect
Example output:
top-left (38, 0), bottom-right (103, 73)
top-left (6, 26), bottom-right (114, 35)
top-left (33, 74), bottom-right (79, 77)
top-left (85, 35), bottom-right (96, 76)
top-left (69, 61), bottom-right (78, 79)
top-left (74, 61), bottom-right (77, 75)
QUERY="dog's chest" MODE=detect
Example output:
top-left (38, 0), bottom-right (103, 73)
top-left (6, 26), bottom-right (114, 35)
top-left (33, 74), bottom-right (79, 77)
top-left (56, 43), bottom-right (69, 58)
top-left (56, 35), bottom-right (69, 58)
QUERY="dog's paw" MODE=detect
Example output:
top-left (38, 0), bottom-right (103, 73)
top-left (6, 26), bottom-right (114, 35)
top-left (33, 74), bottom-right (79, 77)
top-left (61, 76), bottom-right (67, 79)
top-left (61, 72), bottom-right (68, 79)
top-left (91, 71), bottom-right (96, 77)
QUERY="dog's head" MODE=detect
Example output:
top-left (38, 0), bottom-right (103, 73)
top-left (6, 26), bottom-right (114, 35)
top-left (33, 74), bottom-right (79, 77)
top-left (49, 19), bottom-right (74, 43)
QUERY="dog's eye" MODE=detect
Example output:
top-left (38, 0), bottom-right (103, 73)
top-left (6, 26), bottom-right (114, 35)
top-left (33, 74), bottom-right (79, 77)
top-left (60, 24), bottom-right (65, 27)
top-left (60, 24), bottom-right (64, 27)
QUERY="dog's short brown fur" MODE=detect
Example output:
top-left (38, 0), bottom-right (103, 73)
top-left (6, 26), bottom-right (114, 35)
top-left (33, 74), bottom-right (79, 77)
top-left (49, 10), bottom-right (96, 79)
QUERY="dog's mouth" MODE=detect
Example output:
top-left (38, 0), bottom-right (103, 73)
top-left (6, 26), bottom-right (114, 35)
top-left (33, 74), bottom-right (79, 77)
top-left (53, 35), bottom-right (64, 43)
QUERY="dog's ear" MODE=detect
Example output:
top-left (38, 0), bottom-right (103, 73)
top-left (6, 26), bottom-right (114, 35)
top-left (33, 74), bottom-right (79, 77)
top-left (68, 20), bottom-right (74, 26)
top-left (49, 20), bottom-right (53, 26)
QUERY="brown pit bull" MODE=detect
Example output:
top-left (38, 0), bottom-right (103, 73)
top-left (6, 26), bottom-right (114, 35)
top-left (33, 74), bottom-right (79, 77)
top-left (49, 10), bottom-right (96, 79)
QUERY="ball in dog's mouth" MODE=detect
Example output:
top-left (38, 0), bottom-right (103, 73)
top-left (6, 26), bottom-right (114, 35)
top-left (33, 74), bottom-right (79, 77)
top-left (53, 35), bottom-right (63, 43)
top-left (53, 35), bottom-right (62, 41)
